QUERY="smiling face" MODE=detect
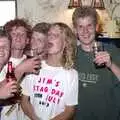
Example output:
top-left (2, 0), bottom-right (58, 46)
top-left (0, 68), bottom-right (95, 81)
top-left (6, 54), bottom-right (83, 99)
top-left (47, 25), bottom-right (66, 56)
top-left (0, 37), bottom-right (10, 66)
top-left (75, 16), bottom-right (96, 45)
top-left (10, 26), bottom-right (28, 50)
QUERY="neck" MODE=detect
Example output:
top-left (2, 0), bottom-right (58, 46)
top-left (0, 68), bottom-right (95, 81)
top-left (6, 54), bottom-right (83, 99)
top-left (81, 41), bottom-right (95, 52)
top-left (46, 54), bottom-right (62, 67)
top-left (0, 64), bottom-right (3, 71)
top-left (11, 49), bottom-right (24, 58)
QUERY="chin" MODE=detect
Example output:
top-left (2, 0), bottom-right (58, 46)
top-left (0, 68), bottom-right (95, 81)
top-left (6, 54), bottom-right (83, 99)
top-left (0, 61), bottom-right (5, 66)
top-left (81, 38), bottom-right (93, 44)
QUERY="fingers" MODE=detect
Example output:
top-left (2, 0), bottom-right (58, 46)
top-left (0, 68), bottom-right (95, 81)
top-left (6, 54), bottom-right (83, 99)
top-left (94, 51), bottom-right (111, 66)
top-left (33, 56), bottom-right (41, 61)
top-left (27, 57), bottom-right (41, 67)
top-left (7, 81), bottom-right (18, 93)
top-left (19, 57), bottom-right (41, 74)
top-left (6, 81), bottom-right (17, 86)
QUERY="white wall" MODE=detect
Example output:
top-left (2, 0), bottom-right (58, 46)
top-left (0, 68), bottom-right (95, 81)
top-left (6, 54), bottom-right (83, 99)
top-left (16, 0), bottom-right (120, 37)
top-left (17, 0), bottom-right (94, 26)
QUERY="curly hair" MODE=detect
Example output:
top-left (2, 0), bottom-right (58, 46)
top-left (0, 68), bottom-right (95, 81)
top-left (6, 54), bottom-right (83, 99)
top-left (72, 6), bottom-right (98, 27)
top-left (32, 22), bottom-right (51, 35)
top-left (3, 18), bottom-right (32, 39)
top-left (0, 29), bottom-right (9, 39)
top-left (51, 23), bottom-right (77, 69)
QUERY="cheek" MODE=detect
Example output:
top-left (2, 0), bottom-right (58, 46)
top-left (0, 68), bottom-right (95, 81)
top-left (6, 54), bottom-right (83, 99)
top-left (5, 50), bottom-right (10, 58)
top-left (55, 41), bottom-right (65, 52)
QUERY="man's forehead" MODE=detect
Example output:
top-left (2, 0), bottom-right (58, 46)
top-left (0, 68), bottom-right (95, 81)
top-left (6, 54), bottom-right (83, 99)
top-left (0, 37), bottom-right (10, 44)
top-left (11, 26), bottom-right (27, 32)
top-left (77, 17), bottom-right (94, 25)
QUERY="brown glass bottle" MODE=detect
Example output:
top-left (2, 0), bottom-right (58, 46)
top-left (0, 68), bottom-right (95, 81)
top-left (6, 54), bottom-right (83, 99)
top-left (5, 61), bottom-right (20, 105)
top-left (5, 62), bottom-right (22, 116)
top-left (6, 61), bottom-right (16, 82)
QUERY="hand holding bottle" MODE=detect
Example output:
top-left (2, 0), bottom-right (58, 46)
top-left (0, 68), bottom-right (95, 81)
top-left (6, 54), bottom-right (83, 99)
top-left (5, 61), bottom-right (22, 116)
top-left (0, 80), bottom-right (17, 99)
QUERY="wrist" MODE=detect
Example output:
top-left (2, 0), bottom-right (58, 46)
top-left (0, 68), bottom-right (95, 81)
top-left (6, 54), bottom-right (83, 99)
top-left (107, 58), bottom-right (112, 69)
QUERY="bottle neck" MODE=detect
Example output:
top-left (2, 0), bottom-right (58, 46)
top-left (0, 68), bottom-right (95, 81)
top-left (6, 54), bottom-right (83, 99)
top-left (7, 61), bottom-right (13, 73)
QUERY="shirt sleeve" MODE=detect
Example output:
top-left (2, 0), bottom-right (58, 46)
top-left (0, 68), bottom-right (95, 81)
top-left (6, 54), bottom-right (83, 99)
top-left (65, 69), bottom-right (78, 106)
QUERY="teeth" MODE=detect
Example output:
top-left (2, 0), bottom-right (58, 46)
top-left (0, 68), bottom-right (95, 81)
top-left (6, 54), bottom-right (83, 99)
top-left (0, 54), bottom-right (4, 57)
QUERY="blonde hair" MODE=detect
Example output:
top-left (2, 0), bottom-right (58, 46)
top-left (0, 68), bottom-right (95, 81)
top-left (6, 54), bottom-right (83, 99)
top-left (51, 23), bottom-right (77, 69)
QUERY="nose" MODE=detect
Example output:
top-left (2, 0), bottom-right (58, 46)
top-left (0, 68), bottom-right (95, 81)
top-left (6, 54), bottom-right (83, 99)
top-left (82, 27), bottom-right (89, 33)
top-left (47, 35), bottom-right (51, 40)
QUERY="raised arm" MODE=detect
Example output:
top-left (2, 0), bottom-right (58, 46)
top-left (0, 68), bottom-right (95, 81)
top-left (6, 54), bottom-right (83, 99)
top-left (21, 95), bottom-right (40, 120)
top-left (94, 50), bottom-right (120, 81)
top-left (15, 57), bottom-right (41, 82)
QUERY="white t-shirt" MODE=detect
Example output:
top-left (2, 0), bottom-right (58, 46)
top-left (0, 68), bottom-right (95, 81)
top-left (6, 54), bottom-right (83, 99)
top-left (22, 60), bottom-right (78, 120)
top-left (1, 55), bottom-right (27, 120)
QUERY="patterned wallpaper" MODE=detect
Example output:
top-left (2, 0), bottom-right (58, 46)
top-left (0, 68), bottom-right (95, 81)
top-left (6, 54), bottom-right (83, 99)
top-left (17, 0), bottom-right (93, 26)
top-left (16, 0), bottom-right (120, 37)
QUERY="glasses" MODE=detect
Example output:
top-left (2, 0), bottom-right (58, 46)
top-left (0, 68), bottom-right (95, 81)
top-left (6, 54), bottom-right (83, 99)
top-left (92, 41), bottom-right (105, 68)
top-left (25, 48), bottom-right (39, 59)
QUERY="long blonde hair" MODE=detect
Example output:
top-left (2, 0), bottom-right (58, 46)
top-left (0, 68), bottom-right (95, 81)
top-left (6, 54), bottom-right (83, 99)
top-left (51, 23), bottom-right (77, 69)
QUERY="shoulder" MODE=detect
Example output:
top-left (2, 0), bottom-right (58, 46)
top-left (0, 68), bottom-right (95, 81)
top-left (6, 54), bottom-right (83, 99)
top-left (68, 69), bottom-right (78, 76)
top-left (65, 68), bottom-right (78, 81)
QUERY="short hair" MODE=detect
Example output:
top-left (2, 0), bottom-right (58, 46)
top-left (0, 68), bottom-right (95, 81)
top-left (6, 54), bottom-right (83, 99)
top-left (50, 22), bottom-right (77, 69)
top-left (3, 18), bottom-right (32, 39)
top-left (32, 22), bottom-right (51, 35)
top-left (72, 6), bottom-right (98, 27)
top-left (0, 29), bottom-right (10, 40)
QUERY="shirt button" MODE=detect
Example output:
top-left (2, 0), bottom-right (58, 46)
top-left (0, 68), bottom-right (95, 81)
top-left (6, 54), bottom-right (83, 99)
top-left (82, 83), bottom-right (87, 87)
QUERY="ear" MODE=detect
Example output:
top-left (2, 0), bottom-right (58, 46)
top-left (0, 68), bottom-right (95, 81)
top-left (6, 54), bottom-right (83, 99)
top-left (96, 23), bottom-right (99, 32)
top-left (73, 27), bottom-right (77, 37)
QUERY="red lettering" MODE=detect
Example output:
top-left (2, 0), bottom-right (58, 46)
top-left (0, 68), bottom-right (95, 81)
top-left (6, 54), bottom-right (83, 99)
top-left (60, 92), bottom-right (64, 97)
top-left (51, 89), bottom-right (56, 94)
top-left (44, 87), bottom-right (48, 92)
top-left (40, 87), bottom-right (44, 92)
top-left (55, 90), bottom-right (60, 96)
top-left (43, 77), bottom-right (46, 83)
top-left (46, 95), bottom-right (61, 104)
top-left (33, 85), bottom-right (36, 91)
top-left (55, 81), bottom-right (60, 87)
top-left (38, 78), bottom-right (41, 83)
top-left (53, 97), bottom-right (56, 103)
top-left (36, 86), bottom-right (39, 91)
top-left (47, 79), bottom-right (52, 84)
top-left (48, 96), bottom-right (53, 102)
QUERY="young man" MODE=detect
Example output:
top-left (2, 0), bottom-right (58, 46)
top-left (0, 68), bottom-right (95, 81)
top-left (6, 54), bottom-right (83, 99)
top-left (0, 29), bottom-right (18, 119)
top-left (0, 30), bottom-right (17, 100)
top-left (1, 19), bottom-right (40, 120)
top-left (29, 22), bottom-right (51, 59)
top-left (72, 6), bottom-right (120, 120)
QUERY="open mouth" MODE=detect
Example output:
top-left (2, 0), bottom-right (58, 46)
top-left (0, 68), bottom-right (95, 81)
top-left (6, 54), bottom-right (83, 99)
top-left (0, 54), bottom-right (4, 57)
top-left (47, 42), bottom-right (53, 49)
